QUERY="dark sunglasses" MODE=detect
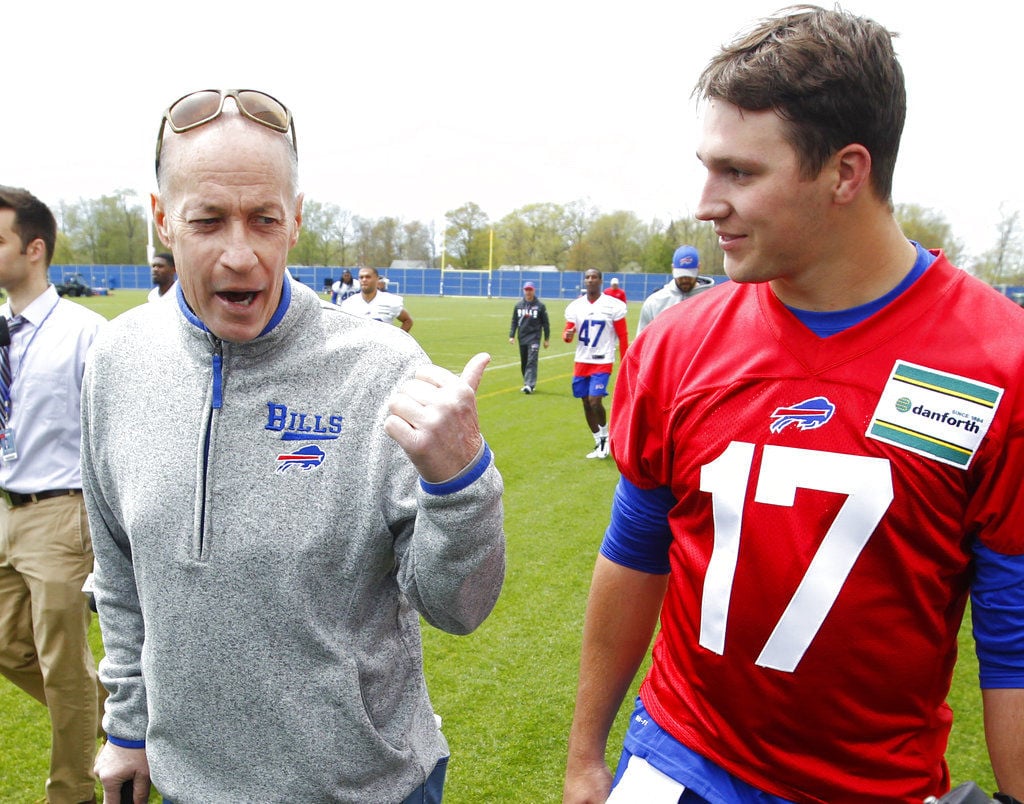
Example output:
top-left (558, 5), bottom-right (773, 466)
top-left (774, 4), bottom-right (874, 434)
top-left (154, 89), bottom-right (297, 176)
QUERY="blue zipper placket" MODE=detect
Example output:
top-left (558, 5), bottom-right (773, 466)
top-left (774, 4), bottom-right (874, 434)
top-left (177, 279), bottom-right (294, 559)
top-left (198, 335), bottom-right (224, 557)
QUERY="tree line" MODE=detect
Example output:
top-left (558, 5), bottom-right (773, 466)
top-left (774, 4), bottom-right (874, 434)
top-left (51, 190), bottom-right (1024, 284)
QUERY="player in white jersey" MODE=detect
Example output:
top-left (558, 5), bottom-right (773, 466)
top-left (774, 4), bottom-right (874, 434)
top-left (330, 269), bottom-right (356, 305)
top-left (340, 266), bottom-right (413, 331)
top-left (563, 268), bottom-right (629, 458)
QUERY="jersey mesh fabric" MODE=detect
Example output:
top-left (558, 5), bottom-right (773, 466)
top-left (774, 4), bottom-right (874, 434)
top-left (611, 253), bottom-right (1024, 803)
top-left (565, 294), bottom-right (627, 364)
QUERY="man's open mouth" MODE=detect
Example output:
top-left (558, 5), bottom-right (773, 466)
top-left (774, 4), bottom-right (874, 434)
top-left (219, 291), bottom-right (256, 306)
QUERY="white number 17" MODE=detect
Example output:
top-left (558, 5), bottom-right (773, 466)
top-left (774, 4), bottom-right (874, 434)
top-left (698, 442), bottom-right (893, 672)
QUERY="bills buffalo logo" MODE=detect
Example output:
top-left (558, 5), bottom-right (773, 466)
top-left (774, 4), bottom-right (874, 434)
top-left (266, 403), bottom-right (343, 474)
top-left (276, 444), bottom-right (326, 473)
top-left (769, 396), bottom-right (835, 433)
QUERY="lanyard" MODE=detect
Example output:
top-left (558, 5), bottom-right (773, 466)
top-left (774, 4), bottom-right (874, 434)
top-left (7, 297), bottom-right (60, 389)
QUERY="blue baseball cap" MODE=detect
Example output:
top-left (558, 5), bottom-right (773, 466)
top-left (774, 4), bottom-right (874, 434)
top-left (672, 245), bottom-right (700, 277)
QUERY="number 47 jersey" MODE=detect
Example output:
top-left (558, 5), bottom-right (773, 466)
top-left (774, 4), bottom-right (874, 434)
top-left (564, 293), bottom-right (628, 364)
top-left (611, 254), bottom-right (1024, 803)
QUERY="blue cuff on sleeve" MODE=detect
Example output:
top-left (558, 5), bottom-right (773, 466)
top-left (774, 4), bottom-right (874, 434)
top-left (106, 735), bottom-right (146, 749)
top-left (419, 442), bottom-right (492, 496)
top-left (599, 477), bottom-right (674, 574)
top-left (972, 542), bottom-right (1024, 688)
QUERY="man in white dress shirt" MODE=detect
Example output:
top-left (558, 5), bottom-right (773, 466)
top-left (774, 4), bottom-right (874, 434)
top-left (0, 185), bottom-right (106, 804)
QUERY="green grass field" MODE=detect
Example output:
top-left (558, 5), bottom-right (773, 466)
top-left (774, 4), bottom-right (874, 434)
top-left (0, 290), bottom-right (994, 802)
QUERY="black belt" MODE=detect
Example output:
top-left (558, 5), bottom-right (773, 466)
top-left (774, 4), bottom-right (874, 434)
top-left (0, 488), bottom-right (81, 508)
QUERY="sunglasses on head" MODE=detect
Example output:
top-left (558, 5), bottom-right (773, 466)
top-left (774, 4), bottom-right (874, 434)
top-left (154, 89), bottom-right (297, 176)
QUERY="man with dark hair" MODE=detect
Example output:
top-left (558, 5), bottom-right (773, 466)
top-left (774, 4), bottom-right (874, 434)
top-left (0, 185), bottom-right (106, 804)
top-left (148, 252), bottom-right (176, 302)
top-left (565, 6), bottom-right (1024, 803)
top-left (508, 281), bottom-right (550, 394)
top-left (330, 268), bottom-right (355, 304)
top-left (563, 268), bottom-right (629, 459)
top-left (341, 265), bottom-right (413, 331)
top-left (85, 89), bottom-right (503, 804)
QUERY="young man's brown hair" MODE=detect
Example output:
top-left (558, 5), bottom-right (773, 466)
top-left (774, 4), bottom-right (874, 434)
top-left (695, 4), bottom-right (905, 202)
top-left (0, 185), bottom-right (57, 266)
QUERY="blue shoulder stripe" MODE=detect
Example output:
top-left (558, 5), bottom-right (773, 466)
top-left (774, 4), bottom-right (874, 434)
top-left (599, 477), bottom-right (674, 574)
top-left (972, 542), bottom-right (1024, 687)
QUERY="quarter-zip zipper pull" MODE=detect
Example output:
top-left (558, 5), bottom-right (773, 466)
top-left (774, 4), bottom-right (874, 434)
top-left (211, 340), bottom-right (223, 410)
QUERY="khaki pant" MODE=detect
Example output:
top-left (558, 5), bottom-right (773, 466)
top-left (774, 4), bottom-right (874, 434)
top-left (0, 492), bottom-right (101, 804)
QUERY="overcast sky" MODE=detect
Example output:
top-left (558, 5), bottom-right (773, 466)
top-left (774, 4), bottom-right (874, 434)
top-left (6, 0), bottom-right (1022, 261)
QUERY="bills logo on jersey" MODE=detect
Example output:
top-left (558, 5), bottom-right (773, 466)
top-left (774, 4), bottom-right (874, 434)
top-left (770, 396), bottom-right (836, 433)
top-left (275, 444), bottom-right (325, 473)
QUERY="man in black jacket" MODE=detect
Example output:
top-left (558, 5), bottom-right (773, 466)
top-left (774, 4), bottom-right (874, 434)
top-left (508, 281), bottom-right (550, 394)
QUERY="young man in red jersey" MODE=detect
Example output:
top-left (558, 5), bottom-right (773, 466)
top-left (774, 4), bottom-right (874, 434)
top-left (603, 277), bottom-right (627, 303)
top-left (564, 7), bottom-right (1024, 803)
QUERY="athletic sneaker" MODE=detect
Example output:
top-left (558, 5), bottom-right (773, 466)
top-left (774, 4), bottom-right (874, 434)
top-left (586, 438), bottom-right (609, 459)
top-left (521, 386), bottom-right (533, 394)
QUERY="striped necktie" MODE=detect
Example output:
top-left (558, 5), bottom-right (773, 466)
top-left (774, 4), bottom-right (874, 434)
top-left (0, 316), bottom-right (25, 430)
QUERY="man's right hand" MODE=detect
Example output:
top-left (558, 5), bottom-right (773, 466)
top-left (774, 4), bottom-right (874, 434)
top-left (563, 758), bottom-right (613, 803)
top-left (95, 741), bottom-right (151, 804)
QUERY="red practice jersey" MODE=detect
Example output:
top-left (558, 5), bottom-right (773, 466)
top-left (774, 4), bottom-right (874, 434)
top-left (611, 253), bottom-right (1024, 803)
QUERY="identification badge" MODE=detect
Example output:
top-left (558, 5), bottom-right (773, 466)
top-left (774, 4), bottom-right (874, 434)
top-left (0, 427), bottom-right (17, 462)
top-left (866, 361), bottom-right (1002, 469)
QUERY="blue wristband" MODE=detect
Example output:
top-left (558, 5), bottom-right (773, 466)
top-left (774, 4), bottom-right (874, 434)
top-left (419, 442), bottom-right (492, 496)
top-left (106, 735), bottom-right (146, 749)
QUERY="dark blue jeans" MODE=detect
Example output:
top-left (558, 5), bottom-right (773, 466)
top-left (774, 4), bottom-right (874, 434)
top-left (401, 756), bottom-right (448, 804)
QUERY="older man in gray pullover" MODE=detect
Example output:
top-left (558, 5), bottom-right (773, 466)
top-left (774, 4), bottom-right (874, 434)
top-left (83, 89), bottom-right (505, 804)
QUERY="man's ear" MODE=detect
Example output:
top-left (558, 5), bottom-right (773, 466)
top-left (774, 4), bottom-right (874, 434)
top-left (832, 143), bottom-right (872, 205)
top-left (290, 193), bottom-right (304, 249)
top-left (24, 237), bottom-right (47, 266)
top-left (153, 193), bottom-right (173, 248)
